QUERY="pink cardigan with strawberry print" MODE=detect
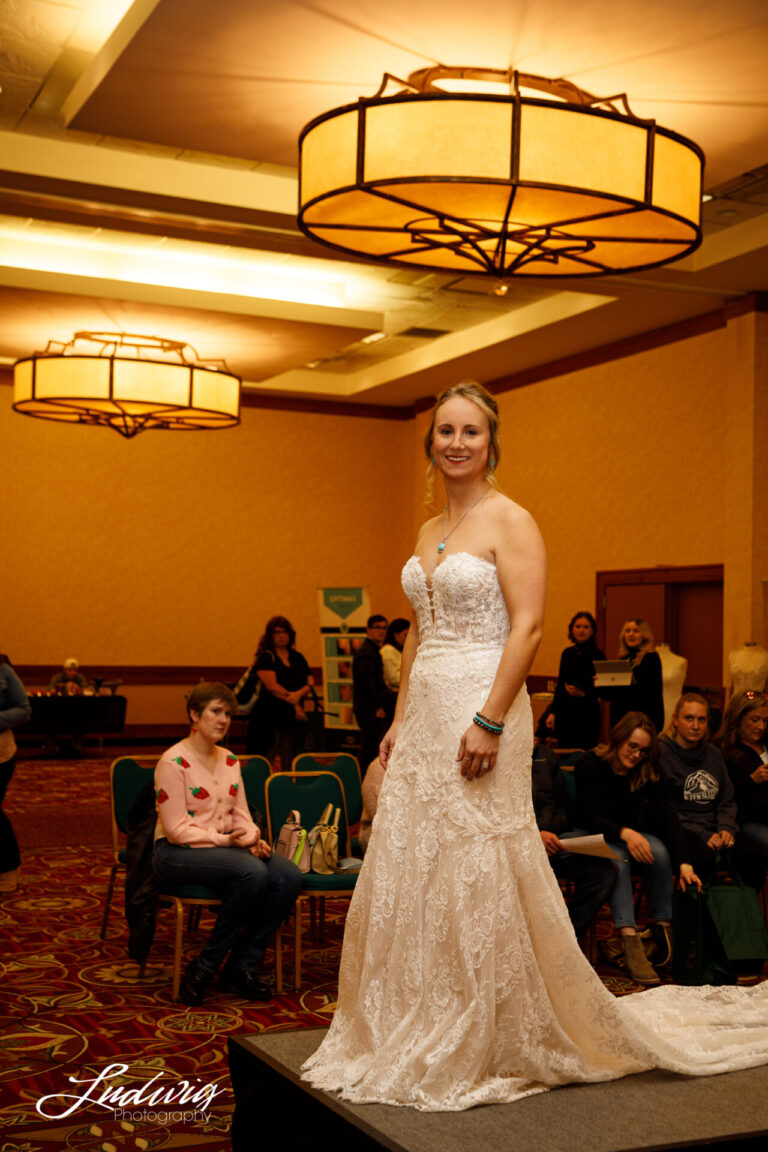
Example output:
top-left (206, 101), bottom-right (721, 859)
top-left (154, 741), bottom-right (260, 848)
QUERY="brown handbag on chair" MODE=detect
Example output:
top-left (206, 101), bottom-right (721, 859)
top-left (307, 803), bottom-right (340, 874)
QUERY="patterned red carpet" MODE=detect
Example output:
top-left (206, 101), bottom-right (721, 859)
top-left (2, 753), bottom-right (645, 1150)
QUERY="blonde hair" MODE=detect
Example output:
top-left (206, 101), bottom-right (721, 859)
top-left (618, 618), bottom-right (655, 666)
top-left (423, 380), bottom-right (501, 506)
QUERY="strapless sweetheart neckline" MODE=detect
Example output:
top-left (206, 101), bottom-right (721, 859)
top-left (409, 550), bottom-right (495, 585)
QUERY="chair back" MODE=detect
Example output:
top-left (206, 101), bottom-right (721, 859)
top-left (265, 771), bottom-right (350, 855)
top-left (239, 754), bottom-right (271, 820)
top-left (290, 753), bottom-right (362, 825)
top-left (109, 756), bottom-right (155, 860)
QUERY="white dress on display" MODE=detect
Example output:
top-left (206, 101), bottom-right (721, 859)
top-left (302, 553), bottom-right (768, 1112)
top-left (729, 643), bottom-right (768, 696)
top-left (656, 643), bottom-right (688, 729)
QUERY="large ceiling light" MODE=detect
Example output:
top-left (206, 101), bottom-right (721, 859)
top-left (13, 332), bottom-right (240, 438)
top-left (298, 67), bottom-right (704, 278)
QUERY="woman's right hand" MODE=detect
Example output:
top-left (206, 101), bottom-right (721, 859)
top-left (379, 721), bottom-right (400, 768)
top-left (226, 829), bottom-right (247, 847)
top-left (621, 827), bottom-right (654, 864)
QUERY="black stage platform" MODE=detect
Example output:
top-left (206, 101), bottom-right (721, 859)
top-left (229, 1028), bottom-right (768, 1152)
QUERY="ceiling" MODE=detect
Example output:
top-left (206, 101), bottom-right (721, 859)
top-left (0, 0), bottom-right (767, 412)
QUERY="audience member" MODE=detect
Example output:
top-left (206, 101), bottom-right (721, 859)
top-left (49, 657), bottom-right (88, 695)
top-left (380, 618), bottom-right (410, 693)
top-left (547, 611), bottom-right (605, 749)
top-left (353, 615), bottom-right (392, 772)
top-left (531, 739), bottom-right (616, 940)
top-left (0, 655), bottom-right (31, 892)
top-left (605, 618), bottom-right (664, 733)
top-left (659, 693), bottom-right (768, 890)
top-left (714, 690), bottom-right (768, 854)
top-left (238, 617), bottom-right (313, 769)
top-left (574, 711), bottom-right (700, 985)
top-left (152, 682), bottom-right (301, 1006)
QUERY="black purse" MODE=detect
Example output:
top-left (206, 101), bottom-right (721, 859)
top-left (672, 889), bottom-right (735, 986)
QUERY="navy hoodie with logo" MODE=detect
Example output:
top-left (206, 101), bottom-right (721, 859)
top-left (658, 733), bottom-right (738, 841)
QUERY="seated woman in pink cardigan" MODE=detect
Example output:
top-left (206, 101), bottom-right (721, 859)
top-left (152, 682), bottom-right (301, 1006)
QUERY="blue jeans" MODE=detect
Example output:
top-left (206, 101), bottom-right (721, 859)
top-left (153, 840), bottom-right (302, 973)
top-left (608, 833), bottom-right (673, 929)
top-left (571, 829), bottom-right (673, 929)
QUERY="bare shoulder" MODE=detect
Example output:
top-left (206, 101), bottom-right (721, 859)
top-left (487, 492), bottom-right (544, 551)
top-left (414, 513), bottom-right (440, 553)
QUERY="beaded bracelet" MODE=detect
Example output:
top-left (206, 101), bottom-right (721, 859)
top-left (472, 712), bottom-right (504, 735)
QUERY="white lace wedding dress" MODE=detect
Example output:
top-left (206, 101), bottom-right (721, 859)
top-left (302, 553), bottom-right (768, 1111)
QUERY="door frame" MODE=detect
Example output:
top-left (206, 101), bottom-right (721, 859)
top-left (595, 564), bottom-right (724, 655)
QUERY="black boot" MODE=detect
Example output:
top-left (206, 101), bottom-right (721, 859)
top-left (179, 958), bottom-right (214, 1006)
top-left (219, 966), bottom-right (273, 1001)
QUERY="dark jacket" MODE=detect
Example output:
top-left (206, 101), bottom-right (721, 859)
top-left (125, 781), bottom-right (160, 964)
top-left (605, 650), bottom-right (664, 734)
top-left (658, 734), bottom-right (738, 841)
top-left (552, 640), bottom-right (605, 750)
top-left (720, 742), bottom-right (768, 826)
top-left (531, 743), bottom-right (572, 836)
top-left (353, 638), bottom-right (391, 726)
top-left (574, 748), bottom-right (688, 868)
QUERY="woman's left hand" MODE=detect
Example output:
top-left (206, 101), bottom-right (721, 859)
top-left (249, 838), bottom-right (271, 859)
top-left (457, 725), bottom-right (500, 780)
top-left (678, 863), bottom-right (702, 892)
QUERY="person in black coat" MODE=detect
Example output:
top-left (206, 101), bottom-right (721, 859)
top-left (238, 616), bottom-right (313, 769)
top-left (353, 615), bottom-right (392, 773)
top-left (604, 618), bottom-right (664, 734)
top-left (547, 611), bottom-right (605, 750)
top-left (714, 689), bottom-right (768, 854)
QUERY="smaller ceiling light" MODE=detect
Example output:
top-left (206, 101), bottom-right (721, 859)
top-left (298, 66), bottom-right (704, 278)
top-left (12, 332), bottom-right (241, 438)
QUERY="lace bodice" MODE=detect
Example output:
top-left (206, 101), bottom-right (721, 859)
top-left (403, 553), bottom-right (510, 647)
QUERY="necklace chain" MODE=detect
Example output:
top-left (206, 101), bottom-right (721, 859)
top-left (438, 489), bottom-right (488, 554)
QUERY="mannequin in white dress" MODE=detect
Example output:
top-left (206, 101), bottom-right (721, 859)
top-left (729, 642), bottom-right (768, 696)
top-left (302, 381), bottom-right (768, 1112)
top-left (656, 643), bottom-right (688, 730)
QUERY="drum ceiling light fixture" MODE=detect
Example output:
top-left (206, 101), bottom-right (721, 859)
top-left (298, 67), bottom-right (704, 278)
top-left (12, 332), bottom-right (241, 438)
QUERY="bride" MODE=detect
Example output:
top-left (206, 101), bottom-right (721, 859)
top-left (302, 380), bottom-right (768, 1112)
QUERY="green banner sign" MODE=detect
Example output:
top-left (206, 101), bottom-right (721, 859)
top-left (323, 587), bottom-right (364, 620)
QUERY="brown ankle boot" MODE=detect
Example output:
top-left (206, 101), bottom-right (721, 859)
top-left (622, 934), bottom-right (661, 986)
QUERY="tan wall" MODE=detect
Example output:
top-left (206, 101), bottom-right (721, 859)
top-left (3, 395), bottom-right (414, 678)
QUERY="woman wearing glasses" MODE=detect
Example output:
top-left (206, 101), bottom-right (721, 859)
top-left (714, 690), bottom-right (768, 854)
top-left (574, 711), bottom-right (700, 985)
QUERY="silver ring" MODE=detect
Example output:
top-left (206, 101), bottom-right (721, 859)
top-left (480, 760), bottom-right (489, 769)
top-left (463, 754), bottom-right (471, 761)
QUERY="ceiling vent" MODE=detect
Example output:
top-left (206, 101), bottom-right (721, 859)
top-left (708, 164), bottom-right (768, 205)
top-left (398, 326), bottom-right (451, 339)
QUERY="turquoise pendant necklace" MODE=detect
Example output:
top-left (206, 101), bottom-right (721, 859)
top-left (437, 489), bottom-right (488, 553)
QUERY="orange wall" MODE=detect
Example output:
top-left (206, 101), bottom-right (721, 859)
top-left (3, 393), bottom-right (414, 674)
